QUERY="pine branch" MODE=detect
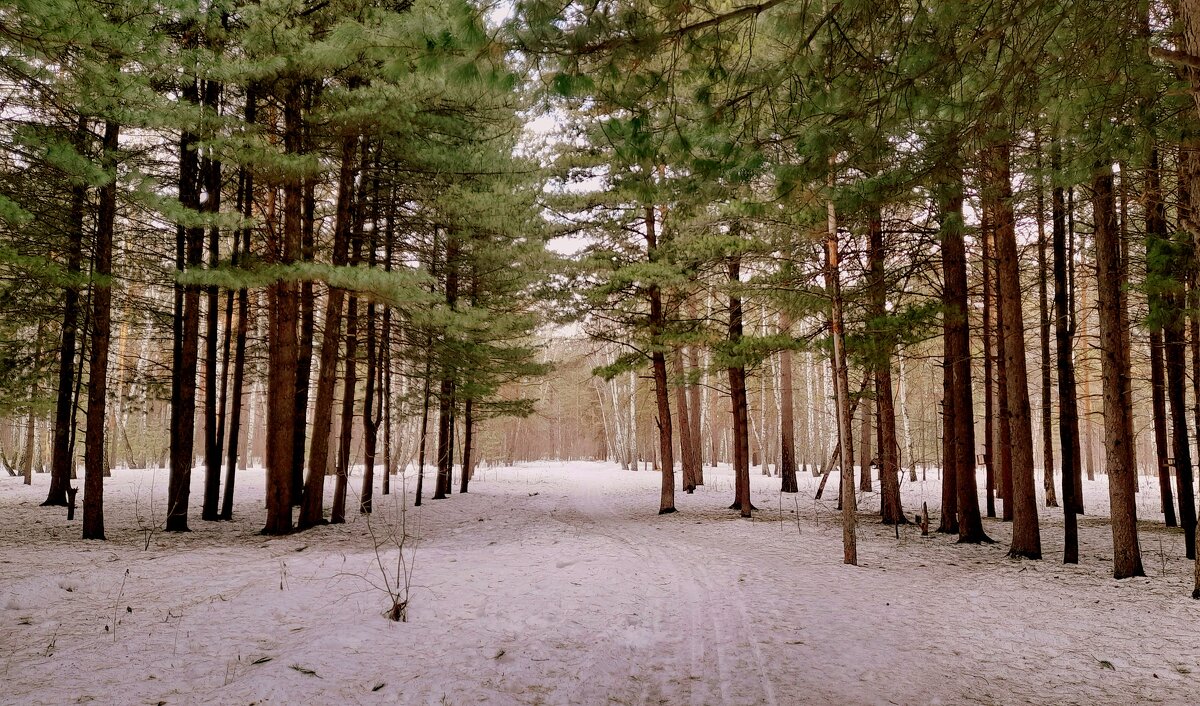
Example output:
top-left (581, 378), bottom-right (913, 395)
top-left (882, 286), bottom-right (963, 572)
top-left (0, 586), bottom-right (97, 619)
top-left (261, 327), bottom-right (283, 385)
top-left (1149, 46), bottom-right (1200, 71)
top-left (573, 0), bottom-right (829, 56)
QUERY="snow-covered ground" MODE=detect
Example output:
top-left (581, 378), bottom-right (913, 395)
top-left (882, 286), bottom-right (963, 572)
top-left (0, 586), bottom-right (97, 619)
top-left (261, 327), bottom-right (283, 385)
top-left (2, 462), bottom-right (1198, 705)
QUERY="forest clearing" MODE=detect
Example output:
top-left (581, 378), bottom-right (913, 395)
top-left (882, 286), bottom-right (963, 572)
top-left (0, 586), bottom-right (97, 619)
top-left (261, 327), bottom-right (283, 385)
top-left (10, 0), bottom-right (1200, 702)
top-left (3, 461), bottom-right (1199, 706)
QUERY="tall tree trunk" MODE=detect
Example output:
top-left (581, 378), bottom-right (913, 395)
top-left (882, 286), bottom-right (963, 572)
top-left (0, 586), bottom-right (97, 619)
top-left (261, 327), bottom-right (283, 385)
top-left (434, 232), bottom-right (460, 501)
top-left (201, 79), bottom-right (223, 521)
top-left (381, 197), bottom-right (395, 496)
top-left (1166, 304), bottom-right (1196, 558)
top-left (361, 298), bottom-right (378, 514)
top-left (1150, 332), bottom-right (1176, 526)
top-left (46, 116), bottom-right (87, 507)
top-left (21, 328), bottom-right (41, 485)
top-left (673, 346), bottom-right (698, 493)
top-left (687, 335), bottom-right (704, 485)
top-left (360, 176), bottom-right (383, 512)
top-left (632, 370), bottom-right (642, 470)
top-left (1117, 166), bottom-right (1137, 501)
top-left (1068, 186), bottom-right (1092, 499)
top-left (1175, 3), bottom-right (1200, 594)
top-left (167, 74), bottom-right (203, 534)
top-left (727, 256), bottom-right (752, 517)
top-left (868, 205), bottom-right (904, 524)
top-left (1148, 144), bottom-right (1179, 528)
top-left (298, 132), bottom-right (356, 529)
top-left (220, 90), bottom-right (255, 520)
top-left (221, 232), bottom-right (250, 520)
top-left (1093, 164), bottom-right (1145, 579)
top-left (1190, 261), bottom-right (1200, 530)
top-left (359, 156), bottom-right (381, 514)
top-left (993, 230), bottom-right (1012, 518)
top-left (291, 175), bottom-right (316, 507)
top-left (646, 205), bottom-right (675, 514)
top-left (82, 120), bottom-right (119, 540)
top-left (381, 313), bottom-right (392, 496)
top-left (1151, 146), bottom-right (1197, 556)
top-left (859, 393), bottom-right (872, 492)
top-left (826, 195), bottom-right (857, 564)
top-left (332, 230), bottom-right (362, 524)
top-left (938, 176), bottom-right (959, 536)
top-left (779, 313), bottom-right (798, 494)
top-left (460, 398), bottom-right (474, 493)
top-left (262, 83), bottom-right (303, 536)
top-left (415, 228), bottom-right (441, 505)
top-left (214, 266), bottom-right (235, 447)
top-left (213, 222), bottom-right (235, 516)
top-left (1192, 269), bottom-right (1200, 588)
top-left (1052, 140), bottom-right (1082, 563)
top-left (436, 386), bottom-right (453, 497)
top-left (944, 158), bottom-right (988, 544)
top-left (414, 349), bottom-right (433, 506)
top-left (991, 143), bottom-right (1040, 558)
top-left (982, 192), bottom-right (997, 519)
top-left (1034, 139), bottom-right (1058, 508)
top-left (1183, 139), bottom-right (1200, 595)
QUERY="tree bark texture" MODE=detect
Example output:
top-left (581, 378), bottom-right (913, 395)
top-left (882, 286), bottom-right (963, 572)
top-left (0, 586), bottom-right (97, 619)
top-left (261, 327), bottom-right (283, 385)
top-left (82, 120), bottom-right (119, 540)
top-left (990, 143), bottom-right (1040, 557)
top-left (1093, 166), bottom-right (1144, 579)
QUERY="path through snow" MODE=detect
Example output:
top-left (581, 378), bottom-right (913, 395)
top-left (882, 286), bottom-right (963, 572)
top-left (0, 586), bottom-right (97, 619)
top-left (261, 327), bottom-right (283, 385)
top-left (1, 461), bottom-right (1198, 704)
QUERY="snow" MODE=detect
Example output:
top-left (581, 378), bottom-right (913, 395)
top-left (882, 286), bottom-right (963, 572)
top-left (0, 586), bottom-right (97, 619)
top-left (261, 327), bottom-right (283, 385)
top-left (2, 462), bottom-right (1199, 704)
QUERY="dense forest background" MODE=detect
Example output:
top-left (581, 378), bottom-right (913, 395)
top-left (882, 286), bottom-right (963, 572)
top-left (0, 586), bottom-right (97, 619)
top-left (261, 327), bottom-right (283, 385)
top-left (7, 0), bottom-right (1200, 592)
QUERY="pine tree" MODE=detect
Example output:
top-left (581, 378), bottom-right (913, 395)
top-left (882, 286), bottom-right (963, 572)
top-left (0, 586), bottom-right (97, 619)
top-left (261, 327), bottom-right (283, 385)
top-left (1094, 163), bottom-right (1145, 579)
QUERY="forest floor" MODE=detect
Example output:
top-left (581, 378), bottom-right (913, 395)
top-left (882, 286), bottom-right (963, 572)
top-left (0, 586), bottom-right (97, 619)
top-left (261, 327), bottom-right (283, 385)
top-left (2, 461), bottom-right (1199, 705)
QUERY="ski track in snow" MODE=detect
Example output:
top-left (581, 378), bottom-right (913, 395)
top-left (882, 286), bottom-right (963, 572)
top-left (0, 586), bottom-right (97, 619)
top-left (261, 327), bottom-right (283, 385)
top-left (1, 461), bottom-right (1199, 705)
